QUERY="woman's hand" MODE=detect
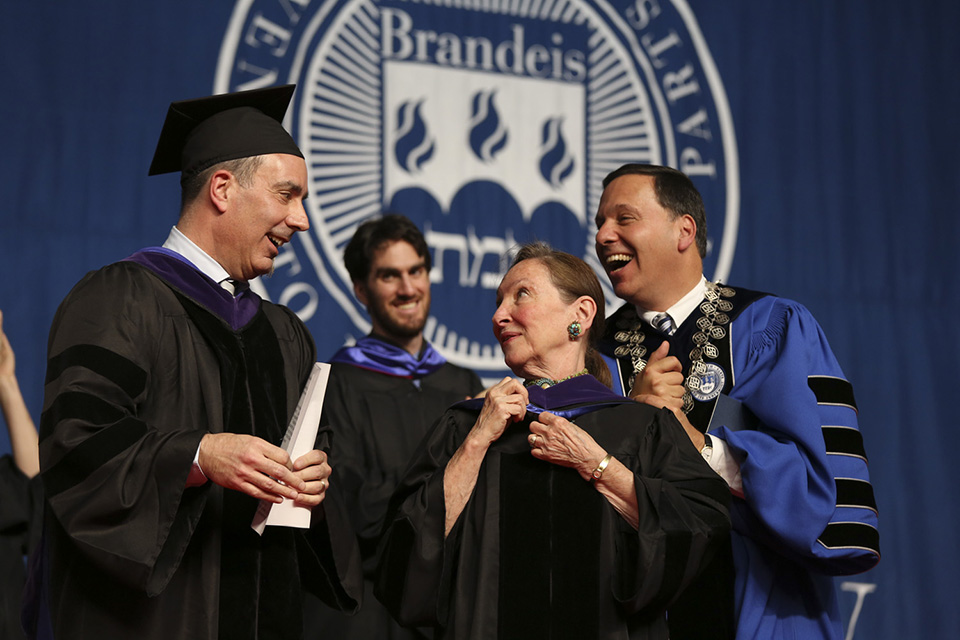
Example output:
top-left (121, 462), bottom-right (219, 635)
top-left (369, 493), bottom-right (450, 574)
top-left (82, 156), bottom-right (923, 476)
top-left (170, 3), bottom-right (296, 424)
top-left (527, 411), bottom-right (640, 529)
top-left (528, 411), bottom-right (607, 482)
top-left (529, 411), bottom-right (641, 529)
top-left (467, 377), bottom-right (529, 448)
top-left (445, 377), bottom-right (528, 536)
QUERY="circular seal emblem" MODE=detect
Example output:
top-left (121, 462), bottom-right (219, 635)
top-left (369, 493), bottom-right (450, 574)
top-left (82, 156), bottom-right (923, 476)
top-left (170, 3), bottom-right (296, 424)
top-left (690, 362), bottom-right (725, 402)
top-left (215, 0), bottom-right (738, 378)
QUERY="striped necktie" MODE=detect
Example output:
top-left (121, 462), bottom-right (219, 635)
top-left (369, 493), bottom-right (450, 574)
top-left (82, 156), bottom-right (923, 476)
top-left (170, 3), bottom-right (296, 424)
top-left (652, 312), bottom-right (675, 336)
top-left (220, 278), bottom-right (249, 296)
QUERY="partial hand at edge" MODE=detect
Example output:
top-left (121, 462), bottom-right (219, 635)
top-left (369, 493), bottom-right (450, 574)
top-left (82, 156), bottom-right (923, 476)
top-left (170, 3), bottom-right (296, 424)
top-left (0, 310), bottom-right (14, 379)
top-left (0, 309), bottom-right (40, 478)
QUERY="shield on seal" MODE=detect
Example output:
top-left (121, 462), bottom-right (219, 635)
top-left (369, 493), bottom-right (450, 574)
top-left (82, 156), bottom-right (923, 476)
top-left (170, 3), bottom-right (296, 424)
top-left (216, 0), bottom-right (738, 379)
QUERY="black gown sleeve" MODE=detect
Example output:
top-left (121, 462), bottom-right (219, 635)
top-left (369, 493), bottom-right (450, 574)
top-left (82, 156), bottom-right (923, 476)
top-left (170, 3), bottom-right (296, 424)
top-left (605, 407), bottom-right (731, 613)
top-left (321, 368), bottom-right (400, 557)
top-left (374, 409), bottom-right (466, 627)
top-left (40, 266), bottom-right (209, 596)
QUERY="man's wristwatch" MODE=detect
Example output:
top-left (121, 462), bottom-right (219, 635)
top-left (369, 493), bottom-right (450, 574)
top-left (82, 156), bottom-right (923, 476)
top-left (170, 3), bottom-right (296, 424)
top-left (700, 433), bottom-right (713, 461)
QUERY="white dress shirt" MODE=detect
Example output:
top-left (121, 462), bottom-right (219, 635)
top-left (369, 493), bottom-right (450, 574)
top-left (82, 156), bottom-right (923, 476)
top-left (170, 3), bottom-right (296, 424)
top-left (163, 226), bottom-right (235, 289)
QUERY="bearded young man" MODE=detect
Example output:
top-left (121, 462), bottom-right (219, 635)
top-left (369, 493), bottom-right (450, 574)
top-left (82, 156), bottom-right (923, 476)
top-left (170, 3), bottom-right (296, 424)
top-left (303, 214), bottom-right (483, 640)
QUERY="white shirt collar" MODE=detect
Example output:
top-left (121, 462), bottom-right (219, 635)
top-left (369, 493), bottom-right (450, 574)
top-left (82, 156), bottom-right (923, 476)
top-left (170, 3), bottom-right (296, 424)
top-left (636, 276), bottom-right (708, 330)
top-left (162, 226), bottom-right (233, 287)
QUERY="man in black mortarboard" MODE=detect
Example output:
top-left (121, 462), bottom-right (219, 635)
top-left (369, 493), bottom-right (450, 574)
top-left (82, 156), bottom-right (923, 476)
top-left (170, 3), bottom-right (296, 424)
top-left (28, 85), bottom-right (362, 640)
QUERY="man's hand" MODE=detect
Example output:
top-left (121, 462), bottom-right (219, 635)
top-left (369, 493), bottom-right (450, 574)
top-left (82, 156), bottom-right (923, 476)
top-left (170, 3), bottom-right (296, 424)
top-left (630, 341), bottom-right (685, 411)
top-left (198, 433), bottom-right (306, 503)
top-left (289, 449), bottom-right (332, 508)
top-left (627, 342), bottom-right (706, 452)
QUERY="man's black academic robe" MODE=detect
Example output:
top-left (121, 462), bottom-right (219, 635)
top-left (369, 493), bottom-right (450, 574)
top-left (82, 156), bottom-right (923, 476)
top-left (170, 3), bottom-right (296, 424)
top-left (36, 254), bottom-right (361, 640)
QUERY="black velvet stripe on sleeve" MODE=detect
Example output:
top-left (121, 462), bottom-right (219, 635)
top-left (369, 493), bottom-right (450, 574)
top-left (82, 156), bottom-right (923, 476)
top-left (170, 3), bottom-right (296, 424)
top-left (817, 522), bottom-right (880, 554)
top-left (822, 426), bottom-right (868, 460)
top-left (807, 376), bottom-right (858, 411)
top-left (46, 344), bottom-right (148, 400)
top-left (835, 478), bottom-right (878, 512)
top-left (42, 416), bottom-right (148, 497)
top-left (40, 391), bottom-right (127, 441)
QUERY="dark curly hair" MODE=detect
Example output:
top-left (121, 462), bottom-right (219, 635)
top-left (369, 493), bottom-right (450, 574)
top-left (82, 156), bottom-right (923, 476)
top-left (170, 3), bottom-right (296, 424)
top-left (343, 214), bottom-right (431, 283)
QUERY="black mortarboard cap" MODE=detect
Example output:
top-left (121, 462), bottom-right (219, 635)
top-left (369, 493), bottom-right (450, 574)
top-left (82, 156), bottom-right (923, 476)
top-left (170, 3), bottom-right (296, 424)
top-left (148, 84), bottom-right (303, 178)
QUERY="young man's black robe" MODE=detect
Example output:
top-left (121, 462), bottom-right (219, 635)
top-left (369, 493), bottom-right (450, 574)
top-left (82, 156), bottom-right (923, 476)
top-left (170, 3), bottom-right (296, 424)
top-left (303, 337), bottom-right (482, 640)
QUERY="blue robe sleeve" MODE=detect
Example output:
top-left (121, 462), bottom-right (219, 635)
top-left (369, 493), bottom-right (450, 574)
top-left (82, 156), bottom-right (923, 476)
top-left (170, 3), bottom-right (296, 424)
top-left (713, 297), bottom-right (879, 575)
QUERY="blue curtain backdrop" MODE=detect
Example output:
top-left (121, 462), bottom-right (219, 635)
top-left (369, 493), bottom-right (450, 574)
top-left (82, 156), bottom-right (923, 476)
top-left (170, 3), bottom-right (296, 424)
top-left (1, 1), bottom-right (957, 637)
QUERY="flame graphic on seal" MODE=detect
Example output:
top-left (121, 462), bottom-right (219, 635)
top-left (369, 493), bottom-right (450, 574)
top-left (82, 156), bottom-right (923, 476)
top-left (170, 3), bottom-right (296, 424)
top-left (395, 99), bottom-right (435, 173)
top-left (468, 90), bottom-right (508, 163)
top-left (539, 117), bottom-right (575, 189)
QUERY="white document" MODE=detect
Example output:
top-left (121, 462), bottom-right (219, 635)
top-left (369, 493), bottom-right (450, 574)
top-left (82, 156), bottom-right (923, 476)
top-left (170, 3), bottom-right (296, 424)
top-left (252, 362), bottom-right (331, 535)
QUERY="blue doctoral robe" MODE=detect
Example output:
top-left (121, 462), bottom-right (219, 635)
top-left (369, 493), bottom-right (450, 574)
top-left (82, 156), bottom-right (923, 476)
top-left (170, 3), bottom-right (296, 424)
top-left (601, 286), bottom-right (880, 640)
